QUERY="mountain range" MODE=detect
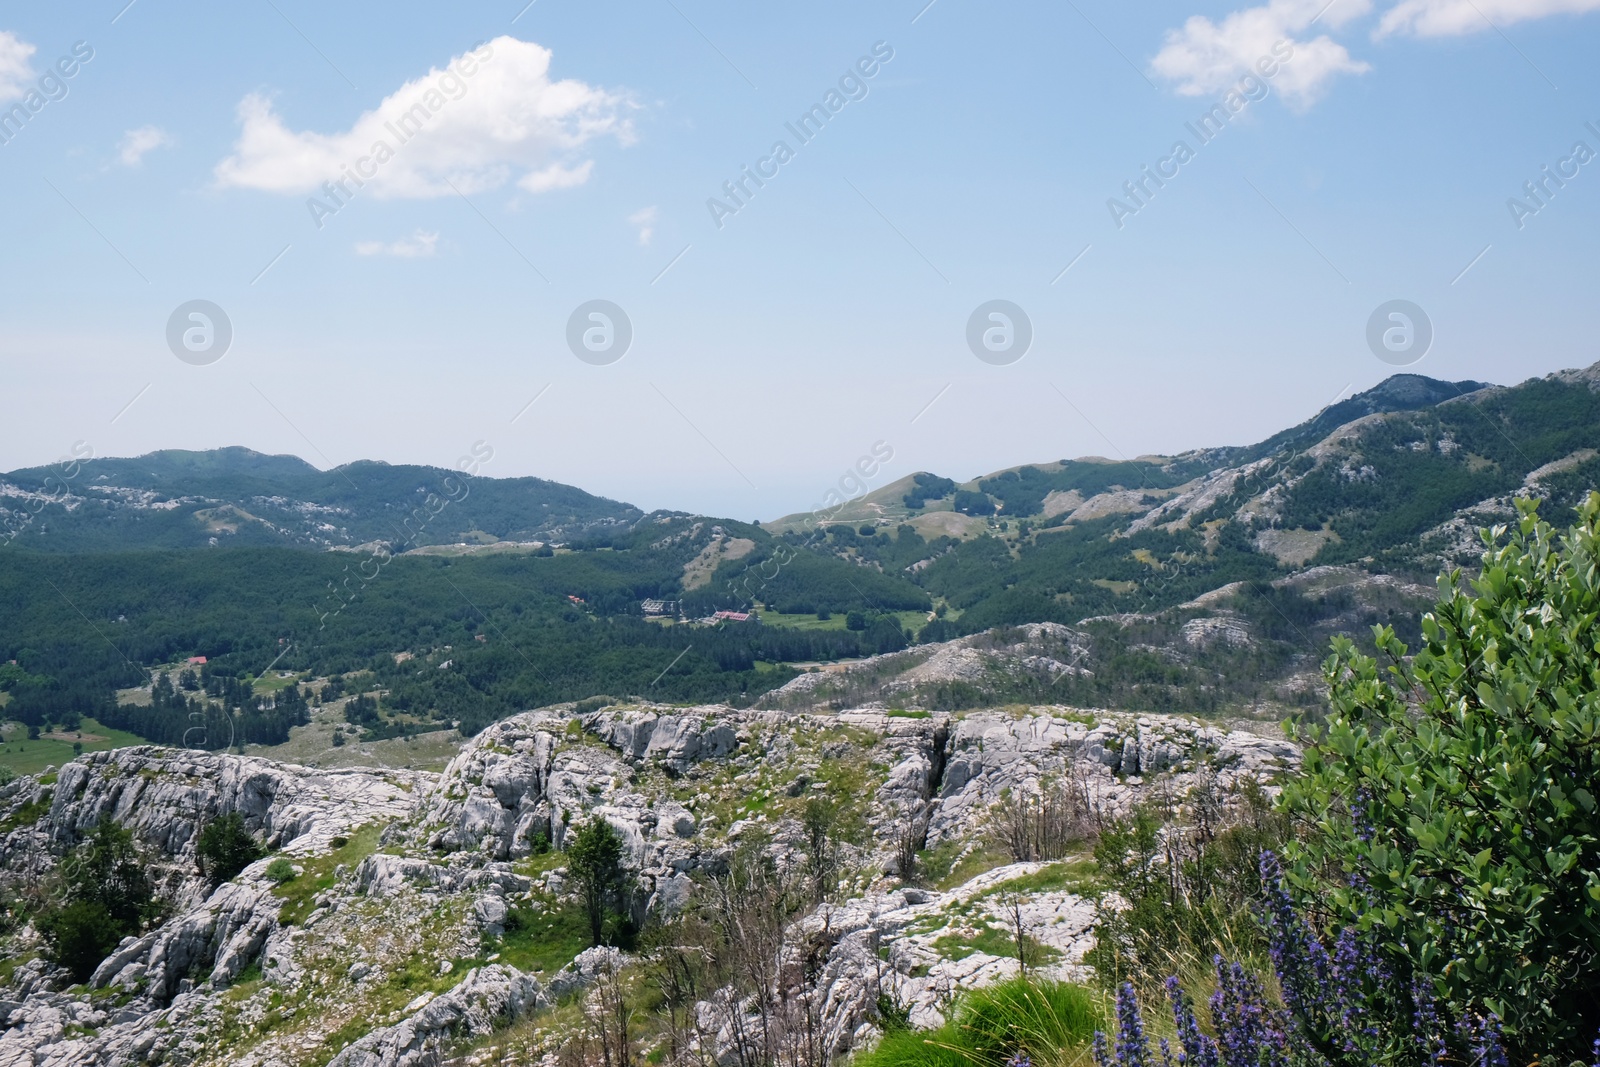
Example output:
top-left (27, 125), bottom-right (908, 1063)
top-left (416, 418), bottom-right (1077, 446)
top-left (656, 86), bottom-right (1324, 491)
top-left (2, 360), bottom-right (1598, 739)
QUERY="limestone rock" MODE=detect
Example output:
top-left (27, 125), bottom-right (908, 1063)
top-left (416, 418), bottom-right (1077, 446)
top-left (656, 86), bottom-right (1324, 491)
top-left (326, 965), bottom-right (544, 1067)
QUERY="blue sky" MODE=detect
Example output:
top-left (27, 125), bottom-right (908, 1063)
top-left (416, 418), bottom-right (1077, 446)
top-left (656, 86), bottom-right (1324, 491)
top-left (1, 0), bottom-right (1597, 518)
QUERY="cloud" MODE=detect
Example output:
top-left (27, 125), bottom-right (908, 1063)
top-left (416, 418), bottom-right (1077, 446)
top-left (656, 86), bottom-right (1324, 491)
top-left (1376, 0), bottom-right (1600, 36)
top-left (629, 206), bottom-right (657, 245)
top-left (354, 230), bottom-right (439, 258)
top-left (0, 31), bottom-right (37, 104)
top-left (1152, 0), bottom-right (1373, 107)
top-left (214, 36), bottom-right (632, 199)
top-left (518, 159), bottom-right (594, 193)
top-left (117, 125), bottom-right (172, 166)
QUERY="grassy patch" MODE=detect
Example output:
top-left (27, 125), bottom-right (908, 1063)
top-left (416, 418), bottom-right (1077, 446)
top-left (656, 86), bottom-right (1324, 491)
top-left (887, 709), bottom-right (931, 719)
top-left (931, 920), bottom-right (1060, 964)
top-left (985, 858), bottom-right (1099, 897)
top-left (921, 841), bottom-right (1011, 892)
top-left (0, 788), bottom-right (53, 834)
top-left (855, 978), bottom-right (1103, 1067)
top-left (252, 672), bottom-right (303, 694)
top-left (0, 951), bottom-right (37, 988)
top-left (271, 823), bottom-right (384, 925)
top-left (494, 899), bottom-right (593, 976)
top-left (0, 717), bottom-right (145, 776)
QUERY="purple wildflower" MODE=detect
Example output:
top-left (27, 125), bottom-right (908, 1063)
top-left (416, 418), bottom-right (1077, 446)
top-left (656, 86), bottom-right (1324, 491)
top-left (1165, 974), bottom-right (1219, 1067)
top-left (1478, 1016), bottom-right (1509, 1067)
top-left (1115, 983), bottom-right (1152, 1067)
top-left (1458, 1014), bottom-right (1509, 1067)
top-left (1411, 977), bottom-right (1447, 1064)
top-left (1258, 851), bottom-right (1332, 1025)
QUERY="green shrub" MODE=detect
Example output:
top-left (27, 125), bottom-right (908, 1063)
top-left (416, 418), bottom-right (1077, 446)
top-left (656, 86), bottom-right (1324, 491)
top-left (1283, 494), bottom-right (1600, 1060)
top-left (196, 812), bottom-right (263, 887)
top-left (37, 900), bottom-right (124, 984)
top-left (264, 857), bottom-right (296, 884)
top-left (38, 818), bottom-right (156, 982)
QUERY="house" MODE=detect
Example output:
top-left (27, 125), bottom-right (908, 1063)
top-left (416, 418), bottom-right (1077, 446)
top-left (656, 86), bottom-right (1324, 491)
top-left (711, 610), bottom-right (753, 623)
top-left (567, 594), bottom-right (586, 605)
top-left (641, 599), bottom-right (678, 616)
top-left (187, 656), bottom-right (207, 665)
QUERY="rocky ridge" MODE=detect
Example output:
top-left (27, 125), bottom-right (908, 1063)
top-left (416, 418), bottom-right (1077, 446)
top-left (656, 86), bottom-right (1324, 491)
top-left (0, 701), bottom-right (1295, 1067)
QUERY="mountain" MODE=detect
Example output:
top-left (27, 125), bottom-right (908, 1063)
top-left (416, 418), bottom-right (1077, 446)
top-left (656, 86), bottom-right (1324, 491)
top-left (0, 362), bottom-right (1597, 744)
top-left (767, 373), bottom-right (1499, 536)
top-left (765, 363), bottom-right (1600, 624)
top-left (0, 447), bottom-right (644, 553)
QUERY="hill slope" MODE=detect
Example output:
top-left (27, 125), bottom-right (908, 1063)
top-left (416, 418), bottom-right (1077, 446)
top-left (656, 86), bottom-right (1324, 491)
top-left (0, 446), bottom-right (643, 552)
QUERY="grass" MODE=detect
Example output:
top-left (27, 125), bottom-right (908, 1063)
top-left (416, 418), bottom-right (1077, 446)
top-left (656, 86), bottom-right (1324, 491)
top-left (985, 858), bottom-right (1099, 897)
top-left (931, 920), bottom-right (1062, 965)
top-left (757, 609), bottom-right (931, 634)
top-left (0, 789), bottom-right (52, 833)
top-left (494, 899), bottom-right (594, 977)
top-left (252, 671), bottom-right (303, 694)
top-left (0, 717), bottom-right (145, 776)
top-left (921, 841), bottom-right (1011, 892)
top-left (855, 978), bottom-right (1104, 1067)
top-left (270, 822), bottom-right (384, 925)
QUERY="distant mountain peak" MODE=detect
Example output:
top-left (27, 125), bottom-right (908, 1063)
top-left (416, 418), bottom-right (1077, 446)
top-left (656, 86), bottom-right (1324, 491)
top-left (1349, 373), bottom-right (1492, 410)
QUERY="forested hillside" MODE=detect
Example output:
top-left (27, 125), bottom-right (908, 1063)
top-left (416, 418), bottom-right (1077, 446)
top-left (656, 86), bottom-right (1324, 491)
top-left (3, 362), bottom-right (1599, 752)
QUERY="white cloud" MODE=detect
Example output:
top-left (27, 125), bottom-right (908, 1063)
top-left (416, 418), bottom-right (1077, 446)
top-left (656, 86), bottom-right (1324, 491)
top-left (1152, 0), bottom-right (1373, 107)
top-left (518, 159), bottom-right (594, 193)
top-left (629, 206), bottom-right (657, 245)
top-left (117, 125), bottom-right (172, 166)
top-left (214, 36), bottom-right (632, 199)
top-left (0, 31), bottom-right (37, 104)
top-left (1376, 0), bottom-right (1600, 36)
top-left (354, 230), bottom-right (439, 258)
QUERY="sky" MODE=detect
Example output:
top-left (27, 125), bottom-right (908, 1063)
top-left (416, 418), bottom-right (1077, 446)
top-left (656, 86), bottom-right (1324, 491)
top-left (1, 0), bottom-right (1597, 520)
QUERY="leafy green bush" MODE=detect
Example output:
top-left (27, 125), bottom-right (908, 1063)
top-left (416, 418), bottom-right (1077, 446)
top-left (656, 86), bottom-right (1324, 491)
top-left (856, 979), bottom-right (1103, 1067)
top-left (196, 812), bottom-right (263, 887)
top-left (38, 818), bottom-right (156, 982)
top-left (37, 900), bottom-right (125, 984)
top-left (264, 857), bottom-right (296, 884)
top-left (1283, 495), bottom-right (1600, 1060)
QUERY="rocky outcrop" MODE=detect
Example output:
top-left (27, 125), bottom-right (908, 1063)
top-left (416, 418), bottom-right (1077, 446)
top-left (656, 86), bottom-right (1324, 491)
top-left (824, 708), bottom-right (1296, 849)
top-left (90, 881), bottom-right (279, 1003)
top-left (11, 747), bottom-right (422, 913)
top-left (326, 964), bottom-right (545, 1067)
top-left (581, 707), bottom-right (739, 774)
top-left (0, 699), bottom-right (1298, 1067)
top-left (759, 624), bottom-right (1092, 710)
top-left (700, 862), bottom-right (1100, 1067)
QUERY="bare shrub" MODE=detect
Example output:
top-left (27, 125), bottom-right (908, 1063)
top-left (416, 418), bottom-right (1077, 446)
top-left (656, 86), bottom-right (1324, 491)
top-left (989, 773), bottom-right (1092, 862)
